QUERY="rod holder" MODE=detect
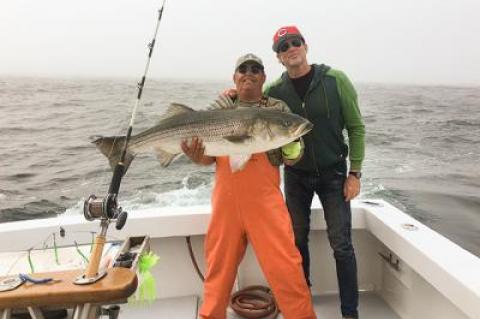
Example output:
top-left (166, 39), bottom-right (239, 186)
top-left (74, 221), bottom-right (110, 285)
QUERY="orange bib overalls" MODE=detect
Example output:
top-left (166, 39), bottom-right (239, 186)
top-left (199, 153), bottom-right (316, 319)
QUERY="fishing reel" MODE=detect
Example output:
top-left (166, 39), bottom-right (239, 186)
top-left (75, 193), bottom-right (128, 285)
top-left (83, 194), bottom-right (128, 230)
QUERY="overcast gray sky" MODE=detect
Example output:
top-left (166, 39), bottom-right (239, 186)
top-left (1, 0), bottom-right (479, 85)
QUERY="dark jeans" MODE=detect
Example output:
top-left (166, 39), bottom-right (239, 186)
top-left (284, 166), bottom-right (359, 318)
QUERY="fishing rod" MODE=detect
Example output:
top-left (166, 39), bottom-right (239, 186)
top-left (79, 1), bottom-right (167, 284)
top-left (110, 1), bottom-right (166, 197)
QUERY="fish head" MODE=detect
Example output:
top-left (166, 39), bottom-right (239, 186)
top-left (251, 110), bottom-right (313, 145)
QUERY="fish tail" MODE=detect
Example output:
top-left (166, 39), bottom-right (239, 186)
top-left (91, 135), bottom-right (135, 173)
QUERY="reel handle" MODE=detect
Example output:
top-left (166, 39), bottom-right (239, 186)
top-left (116, 211), bottom-right (128, 230)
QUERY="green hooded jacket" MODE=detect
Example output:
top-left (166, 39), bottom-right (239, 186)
top-left (264, 64), bottom-right (365, 173)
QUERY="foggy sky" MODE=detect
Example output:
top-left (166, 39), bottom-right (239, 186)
top-left (1, 0), bottom-right (479, 85)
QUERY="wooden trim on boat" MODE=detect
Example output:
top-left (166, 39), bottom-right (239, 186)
top-left (0, 268), bottom-right (137, 309)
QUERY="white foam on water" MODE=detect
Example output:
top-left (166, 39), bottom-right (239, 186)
top-left (359, 182), bottom-right (386, 198)
top-left (124, 182), bottom-right (212, 212)
top-left (394, 164), bottom-right (414, 173)
top-left (64, 199), bottom-right (84, 216)
top-left (0, 193), bottom-right (6, 201)
top-left (62, 180), bottom-right (214, 216)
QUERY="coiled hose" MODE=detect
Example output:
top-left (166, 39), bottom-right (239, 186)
top-left (186, 236), bottom-right (279, 318)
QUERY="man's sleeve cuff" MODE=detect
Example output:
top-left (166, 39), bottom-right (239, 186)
top-left (350, 161), bottom-right (362, 172)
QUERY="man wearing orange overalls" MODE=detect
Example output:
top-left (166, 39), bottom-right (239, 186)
top-left (182, 54), bottom-right (316, 319)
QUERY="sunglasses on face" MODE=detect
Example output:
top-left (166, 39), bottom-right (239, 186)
top-left (237, 63), bottom-right (264, 75)
top-left (278, 38), bottom-right (303, 53)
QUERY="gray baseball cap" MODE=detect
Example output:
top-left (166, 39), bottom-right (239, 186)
top-left (235, 53), bottom-right (264, 70)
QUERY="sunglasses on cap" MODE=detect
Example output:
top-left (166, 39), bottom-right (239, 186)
top-left (278, 38), bottom-right (303, 53)
top-left (237, 63), bottom-right (264, 75)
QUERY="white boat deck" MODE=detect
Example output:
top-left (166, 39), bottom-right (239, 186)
top-left (119, 292), bottom-right (400, 319)
top-left (308, 293), bottom-right (400, 319)
top-left (1, 200), bottom-right (478, 318)
top-left (120, 295), bottom-right (199, 319)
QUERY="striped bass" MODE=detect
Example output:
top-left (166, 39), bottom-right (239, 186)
top-left (93, 103), bottom-right (312, 172)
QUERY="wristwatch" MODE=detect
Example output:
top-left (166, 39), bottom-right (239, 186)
top-left (349, 171), bottom-right (362, 179)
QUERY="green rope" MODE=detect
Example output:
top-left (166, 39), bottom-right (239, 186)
top-left (27, 249), bottom-right (35, 273)
top-left (74, 241), bottom-right (89, 263)
top-left (53, 233), bottom-right (60, 265)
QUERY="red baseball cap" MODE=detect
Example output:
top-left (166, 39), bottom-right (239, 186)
top-left (272, 25), bottom-right (305, 52)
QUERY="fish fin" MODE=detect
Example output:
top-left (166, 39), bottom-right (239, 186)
top-left (159, 103), bottom-right (195, 121)
top-left (91, 136), bottom-right (135, 174)
top-left (223, 135), bottom-right (253, 143)
top-left (208, 94), bottom-right (236, 110)
top-left (229, 155), bottom-right (251, 172)
top-left (154, 148), bottom-right (182, 167)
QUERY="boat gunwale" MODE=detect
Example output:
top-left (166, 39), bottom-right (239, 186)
top-left (0, 200), bottom-right (478, 318)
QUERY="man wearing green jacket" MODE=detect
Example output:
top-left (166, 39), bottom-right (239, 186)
top-left (265, 25), bottom-right (365, 319)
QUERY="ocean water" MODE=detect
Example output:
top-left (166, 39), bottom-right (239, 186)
top-left (0, 77), bottom-right (479, 256)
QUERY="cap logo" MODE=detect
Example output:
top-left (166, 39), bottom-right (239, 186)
top-left (278, 28), bottom-right (288, 37)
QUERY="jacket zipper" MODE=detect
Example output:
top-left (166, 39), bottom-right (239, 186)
top-left (301, 101), bottom-right (320, 175)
